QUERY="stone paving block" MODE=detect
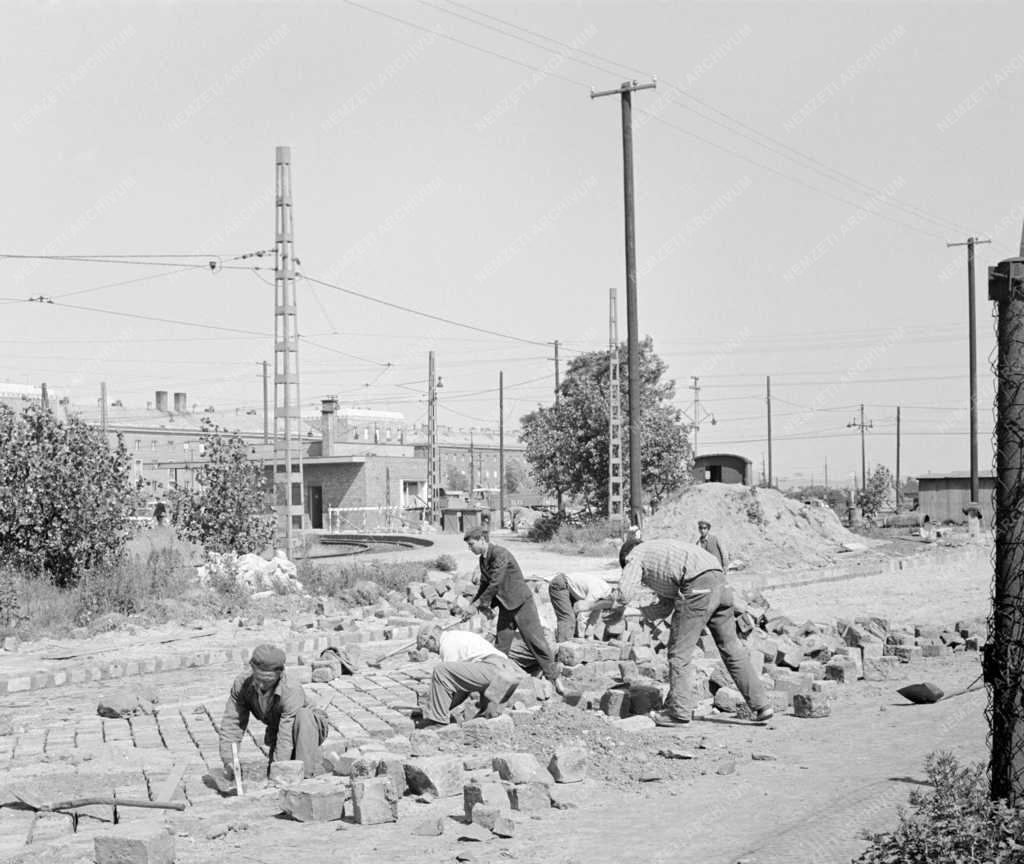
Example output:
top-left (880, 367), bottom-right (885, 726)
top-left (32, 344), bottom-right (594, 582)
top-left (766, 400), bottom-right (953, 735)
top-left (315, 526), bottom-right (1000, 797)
top-left (599, 688), bottom-right (631, 718)
top-left (30, 811), bottom-right (74, 843)
top-left (793, 692), bottom-right (831, 718)
top-left (471, 804), bottom-right (516, 837)
top-left (463, 779), bottom-right (509, 821)
top-left (508, 781), bottom-right (551, 812)
top-left (269, 760), bottom-right (306, 785)
top-left (811, 679), bottom-right (839, 697)
top-left (95, 821), bottom-right (175, 864)
top-left (350, 777), bottom-right (398, 825)
top-left (461, 715), bottom-right (514, 750)
top-left (375, 754), bottom-right (408, 796)
top-left (824, 657), bottom-right (859, 684)
top-left (556, 642), bottom-right (585, 667)
top-left (548, 746), bottom-right (587, 783)
top-left (627, 682), bottom-right (664, 714)
top-left (404, 755), bottom-right (463, 798)
top-left (713, 687), bottom-right (744, 713)
top-left (797, 660), bottom-right (825, 680)
top-left (492, 752), bottom-right (542, 784)
top-left (863, 655), bottom-right (902, 681)
top-left (279, 776), bottom-right (349, 822)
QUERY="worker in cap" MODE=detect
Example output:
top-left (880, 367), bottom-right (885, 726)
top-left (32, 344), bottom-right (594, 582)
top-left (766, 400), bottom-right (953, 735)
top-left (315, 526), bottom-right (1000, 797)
top-left (415, 624), bottom-right (527, 727)
top-left (696, 520), bottom-right (728, 569)
top-left (218, 643), bottom-right (329, 779)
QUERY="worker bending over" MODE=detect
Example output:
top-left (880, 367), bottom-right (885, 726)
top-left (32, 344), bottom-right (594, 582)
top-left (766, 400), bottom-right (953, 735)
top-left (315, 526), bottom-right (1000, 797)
top-left (548, 571), bottom-right (613, 642)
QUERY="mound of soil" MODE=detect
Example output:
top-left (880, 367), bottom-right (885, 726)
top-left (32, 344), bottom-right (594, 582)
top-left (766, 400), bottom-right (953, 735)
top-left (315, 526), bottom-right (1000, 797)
top-left (645, 483), bottom-right (873, 573)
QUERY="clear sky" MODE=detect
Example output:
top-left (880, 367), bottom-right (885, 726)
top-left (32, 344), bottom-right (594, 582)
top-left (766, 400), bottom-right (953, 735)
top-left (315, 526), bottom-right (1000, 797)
top-left (2, 0), bottom-right (1022, 490)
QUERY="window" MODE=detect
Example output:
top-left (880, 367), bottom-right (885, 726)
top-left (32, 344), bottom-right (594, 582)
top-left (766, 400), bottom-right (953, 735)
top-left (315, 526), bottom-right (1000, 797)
top-left (134, 440), bottom-right (141, 451)
top-left (151, 440), bottom-right (157, 451)
top-left (385, 427), bottom-right (392, 441)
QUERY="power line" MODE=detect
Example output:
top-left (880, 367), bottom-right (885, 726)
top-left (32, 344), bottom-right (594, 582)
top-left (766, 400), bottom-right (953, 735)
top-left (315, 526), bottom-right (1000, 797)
top-left (37, 299), bottom-right (269, 337)
top-left (434, 1), bottom-right (972, 236)
top-left (298, 272), bottom-right (553, 347)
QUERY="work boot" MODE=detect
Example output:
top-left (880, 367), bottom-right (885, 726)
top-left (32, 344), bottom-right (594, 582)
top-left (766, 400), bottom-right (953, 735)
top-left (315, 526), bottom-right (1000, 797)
top-left (752, 706), bottom-right (774, 723)
top-left (652, 710), bottom-right (692, 728)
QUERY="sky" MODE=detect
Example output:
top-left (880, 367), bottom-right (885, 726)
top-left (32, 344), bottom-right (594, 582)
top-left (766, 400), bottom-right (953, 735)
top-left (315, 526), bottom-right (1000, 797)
top-left (2, 0), bottom-right (1022, 491)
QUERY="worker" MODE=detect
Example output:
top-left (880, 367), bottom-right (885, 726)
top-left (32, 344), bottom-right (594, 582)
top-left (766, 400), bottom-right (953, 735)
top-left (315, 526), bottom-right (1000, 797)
top-left (415, 624), bottom-right (526, 726)
top-left (618, 525), bottom-right (643, 568)
top-left (218, 643), bottom-right (329, 779)
top-left (463, 527), bottom-right (566, 695)
top-left (548, 571), bottom-right (613, 642)
top-left (616, 539), bottom-right (771, 727)
top-left (697, 520), bottom-right (728, 569)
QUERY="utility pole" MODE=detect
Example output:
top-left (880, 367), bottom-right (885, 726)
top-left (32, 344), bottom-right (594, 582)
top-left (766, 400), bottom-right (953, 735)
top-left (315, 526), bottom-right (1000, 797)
top-left (686, 376), bottom-right (716, 457)
top-left (896, 405), bottom-right (902, 510)
top-left (766, 376), bottom-right (773, 487)
top-left (824, 459), bottom-right (829, 489)
top-left (40, 382), bottom-right (49, 411)
top-left (427, 351), bottom-right (440, 525)
top-left (469, 430), bottom-right (475, 496)
top-left (499, 370), bottom-right (505, 530)
top-left (847, 404), bottom-right (873, 492)
top-left (273, 145), bottom-right (304, 551)
top-left (100, 382), bottom-right (108, 435)
top-left (261, 360), bottom-right (269, 444)
top-left (554, 340), bottom-right (563, 514)
top-left (988, 239), bottom-right (1024, 803)
top-left (592, 77), bottom-right (656, 528)
top-left (948, 236), bottom-right (991, 504)
top-left (607, 283), bottom-right (624, 526)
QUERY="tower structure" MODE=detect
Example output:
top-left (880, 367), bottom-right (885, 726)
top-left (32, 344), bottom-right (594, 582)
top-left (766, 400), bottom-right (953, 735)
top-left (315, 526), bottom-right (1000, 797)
top-left (608, 285), bottom-right (624, 525)
top-left (273, 146), bottom-right (304, 548)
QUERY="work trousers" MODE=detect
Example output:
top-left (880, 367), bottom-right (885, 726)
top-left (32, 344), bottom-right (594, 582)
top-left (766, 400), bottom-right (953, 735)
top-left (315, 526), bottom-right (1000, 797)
top-left (494, 595), bottom-right (560, 681)
top-left (270, 707), bottom-right (330, 778)
top-left (422, 654), bottom-right (523, 724)
top-left (549, 575), bottom-right (612, 642)
top-left (662, 570), bottom-right (770, 719)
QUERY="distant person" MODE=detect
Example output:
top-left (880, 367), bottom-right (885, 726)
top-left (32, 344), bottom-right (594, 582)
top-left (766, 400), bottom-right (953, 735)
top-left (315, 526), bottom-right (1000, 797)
top-left (548, 571), bottom-right (613, 642)
top-left (218, 643), bottom-right (329, 779)
top-left (153, 501), bottom-right (168, 527)
top-left (696, 520), bottom-right (727, 568)
top-left (616, 538), bottom-right (771, 727)
top-left (463, 527), bottom-right (566, 695)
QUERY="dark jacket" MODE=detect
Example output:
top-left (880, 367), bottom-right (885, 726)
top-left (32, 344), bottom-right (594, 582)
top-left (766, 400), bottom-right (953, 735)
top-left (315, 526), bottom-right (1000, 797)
top-left (698, 534), bottom-right (727, 569)
top-left (473, 543), bottom-right (533, 610)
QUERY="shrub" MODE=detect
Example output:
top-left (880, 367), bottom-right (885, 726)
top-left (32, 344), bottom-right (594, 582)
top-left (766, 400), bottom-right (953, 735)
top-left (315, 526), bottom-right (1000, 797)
top-left (73, 548), bottom-right (195, 626)
top-left (300, 559), bottom-right (436, 601)
top-left (856, 752), bottom-right (1024, 863)
top-left (745, 489), bottom-right (766, 526)
top-left (527, 513), bottom-right (564, 542)
top-left (432, 554), bottom-right (458, 572)
top-left (0, 404), bottom-right (137, 587)
top-left (544, 519), bottom-right (623, 556)
top-left (169, 419), bottom-right (274, 554)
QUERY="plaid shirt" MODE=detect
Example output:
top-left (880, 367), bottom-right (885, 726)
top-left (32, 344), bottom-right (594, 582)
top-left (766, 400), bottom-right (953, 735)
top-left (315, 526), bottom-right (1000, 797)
top-left (618, 539), bottom-right (723, 604)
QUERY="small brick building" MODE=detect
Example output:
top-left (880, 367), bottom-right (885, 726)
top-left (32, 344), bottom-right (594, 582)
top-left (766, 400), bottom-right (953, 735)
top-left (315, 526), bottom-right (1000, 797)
top-left (691, 453), bottom-right (752, 486)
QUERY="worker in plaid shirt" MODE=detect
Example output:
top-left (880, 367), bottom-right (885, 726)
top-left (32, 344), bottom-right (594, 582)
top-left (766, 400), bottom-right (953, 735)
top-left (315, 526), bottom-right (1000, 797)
top-left (616, 537), bottom-right (771, 727)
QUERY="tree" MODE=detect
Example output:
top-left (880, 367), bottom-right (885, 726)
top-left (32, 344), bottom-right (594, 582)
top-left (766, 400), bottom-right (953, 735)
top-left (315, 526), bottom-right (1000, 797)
top-left (445, 464), bottom-right (468, 492)
top-left (504, 457), bottom-right (528, 494)
top-left (169, 419), bottom-right (275, 553)
top-left (0, 403), bottom-right (136, 587)
top-left (519, 337), bottom-right (692, 513)
top-left (857, 465), bottom-right (895, 519)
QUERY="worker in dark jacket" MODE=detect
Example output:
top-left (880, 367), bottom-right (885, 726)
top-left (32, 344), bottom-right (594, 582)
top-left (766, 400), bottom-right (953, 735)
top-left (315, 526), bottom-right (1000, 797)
top-left (464, 527), bottom-right (565, 694)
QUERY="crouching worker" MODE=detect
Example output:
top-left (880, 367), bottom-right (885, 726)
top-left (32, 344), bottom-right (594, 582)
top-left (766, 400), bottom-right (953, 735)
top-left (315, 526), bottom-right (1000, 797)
top-left (416, 624), bottom-right (525, 727)
top-left (548, 572), bottom-right (614, 642)
top-left (219, 643), bottom-right (329, 778)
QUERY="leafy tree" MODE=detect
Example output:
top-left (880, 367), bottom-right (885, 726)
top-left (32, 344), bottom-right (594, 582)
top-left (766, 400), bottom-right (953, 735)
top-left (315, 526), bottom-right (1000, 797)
top-left (519, 337), bottom-right (692, 513)
top-left (504, 457), bottom-right (528, 494)
top-left (0, 403), bottom-right (136, 587)
top-left (857, 465), bottom-right (895, 519)
top-left (444, 464), bottom-right (468, 492)
top-left (169, 419), bottom-right (274, 553)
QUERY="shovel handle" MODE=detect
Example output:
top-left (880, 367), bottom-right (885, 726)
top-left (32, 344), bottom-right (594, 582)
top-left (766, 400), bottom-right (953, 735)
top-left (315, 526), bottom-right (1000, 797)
top-left (45, 798), bottom-right (186, 811)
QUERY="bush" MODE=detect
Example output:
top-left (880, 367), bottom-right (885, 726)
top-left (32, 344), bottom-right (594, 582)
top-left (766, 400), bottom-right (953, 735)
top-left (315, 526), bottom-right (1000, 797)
top-left (856, 752), bottom-right (1024, 863)
top-left (0, 404), bottom-right (137, 587)
top-left (432, 554), bottom-right (458, 572)
top-left (745, 489), bottom-right (766, 526)
top-left (170, 419), bottom-right (275, 554)
top-left (300, 559), bottom-right (437, 601)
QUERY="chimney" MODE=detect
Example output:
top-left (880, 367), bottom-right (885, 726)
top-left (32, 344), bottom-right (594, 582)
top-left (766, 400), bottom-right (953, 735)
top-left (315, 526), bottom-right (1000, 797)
top-left (173, 392), bottom-right (187, 413)
top-left (321, 397), bottom-right (338, 457)
top-left (155, 390), bottom-right (168, 412)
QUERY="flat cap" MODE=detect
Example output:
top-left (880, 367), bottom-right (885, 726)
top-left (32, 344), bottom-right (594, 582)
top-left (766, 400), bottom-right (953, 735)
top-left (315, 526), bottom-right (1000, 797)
top-left (250, 643), bottom-right (286, 671)
top-left (697, 520), bottom-right (711, 529)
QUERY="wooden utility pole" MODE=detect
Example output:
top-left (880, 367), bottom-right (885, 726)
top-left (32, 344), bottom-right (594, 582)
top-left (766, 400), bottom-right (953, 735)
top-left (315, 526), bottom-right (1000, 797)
top-left (766, 376), bottom-right (773, 487)
top-left (469, 430), bottom-right (475, 495)
top-left (100, 382), bottom-right (108, 435)
top-left (499, 370), bottom-right (505, 530)
top-left (987, 235), bottom-right (1024, 802)
top-left (40, 383), bottom-right (49, 411)
top-left (824, 459), bottom-right (829, 489)
top-left (896, 405), bottom-right (902, 510)
top-left (592, 78), bottom-right (656, 528)
top-left (847, 405), bottom-right (873, 492)
top-left (948, 236), bottom-right (992, 504)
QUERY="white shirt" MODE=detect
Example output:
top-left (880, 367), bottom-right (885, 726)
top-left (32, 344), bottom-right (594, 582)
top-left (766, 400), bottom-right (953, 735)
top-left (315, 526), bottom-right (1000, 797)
top-left (438, 630), bottom-right (502, 663)
top-left (564, 572), bottom-right (613, 602)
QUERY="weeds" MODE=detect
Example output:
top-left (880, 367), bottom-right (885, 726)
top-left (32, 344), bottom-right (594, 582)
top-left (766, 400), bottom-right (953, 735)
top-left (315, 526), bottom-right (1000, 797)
top-left (540, 518), bottom-right (622, 556)
top-left (856, 752), bottom-right (1024, 863)
top-left (298, 559), bottom-right (440, 600)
